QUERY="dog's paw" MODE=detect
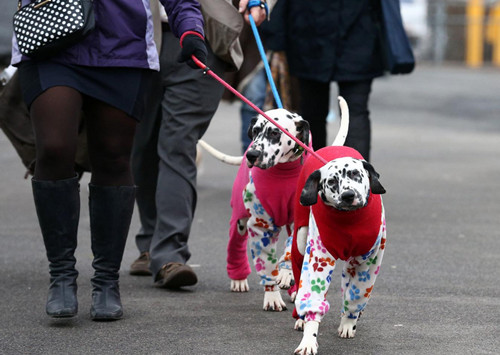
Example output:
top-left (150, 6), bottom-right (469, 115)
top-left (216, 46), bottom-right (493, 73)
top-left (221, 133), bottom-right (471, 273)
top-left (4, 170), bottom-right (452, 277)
top-left (263, 290), bottom-right (287, 311)
top-left (338, 315), bottom-right (358, 338)
top-left (230, 279), bottom-right (249, 292)
top-left (294, 321), bottom-right (319, 355)
top-left (276, 268), bottom-right (293, 289)
top-left (294, 319), bottom-right (305, 331)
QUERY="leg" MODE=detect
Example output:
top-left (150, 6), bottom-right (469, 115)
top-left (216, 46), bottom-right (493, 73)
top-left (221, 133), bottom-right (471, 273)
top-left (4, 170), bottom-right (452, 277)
top-left (276, 229), bottom-right (294, 290)
top-left (240, 68), bottom-right (266, 153)
top-left (84, 98), bottom-right (137, 320)
top-left (298, 79), bottom-right (330, 151)
top-left (244, 175), bottom-right (286, 311)
top-left (149, 31), bottom-right (227, 287)
top-left (29, 86), bottom-right (82, 317)
top-left (226, 163), bottom-right (252, 291)
top-left (227, 216), bottom-right (251, 292)
top-left (337, 80), bottom-right (373, 161)
top-left (294, 213), bottom-right (336, 355)
top-left (339, 216), bottom-right (386, 338)
top-left (129, 71), bottom-right (163, 276)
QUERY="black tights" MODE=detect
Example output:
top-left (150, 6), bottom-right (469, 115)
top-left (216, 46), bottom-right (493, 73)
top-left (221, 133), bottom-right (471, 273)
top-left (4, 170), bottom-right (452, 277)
top-left (31, 86), bottom-right (136, 185)
top-left (299, 79), bottom-right (373, 161)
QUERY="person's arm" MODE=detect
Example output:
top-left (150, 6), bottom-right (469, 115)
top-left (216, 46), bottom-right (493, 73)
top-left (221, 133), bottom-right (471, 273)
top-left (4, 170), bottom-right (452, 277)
top-left (158, 0), bottom-right (207, 68)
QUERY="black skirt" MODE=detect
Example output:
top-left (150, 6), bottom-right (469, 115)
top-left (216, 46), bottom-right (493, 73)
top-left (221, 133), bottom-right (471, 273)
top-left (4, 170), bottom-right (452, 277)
top-left (18, 60), bottom-right (153, 121)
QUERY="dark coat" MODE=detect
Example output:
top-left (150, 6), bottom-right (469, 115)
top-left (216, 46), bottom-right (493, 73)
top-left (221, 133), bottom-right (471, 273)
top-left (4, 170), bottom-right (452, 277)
top-left (279, 0), bottom-right (385, 83)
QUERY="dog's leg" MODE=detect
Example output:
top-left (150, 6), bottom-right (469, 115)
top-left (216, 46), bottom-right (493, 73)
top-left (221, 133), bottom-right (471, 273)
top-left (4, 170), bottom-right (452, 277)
top-left (293, 215), bottom-right (336, 354)
top-left (294, 321), bottom-right (319, 355)
top-left (227, 216), bottom-right (251, 292)
top-left (339, 216), bottom-right (386, 338)
top-left (276, 233), bottom-right (294, 290)
top-left (296, 226), bottom-right (309, 255)
top-left (289, 225), bottom-right (309, 303)
top-left (244, 176), bottom-right (286, 311)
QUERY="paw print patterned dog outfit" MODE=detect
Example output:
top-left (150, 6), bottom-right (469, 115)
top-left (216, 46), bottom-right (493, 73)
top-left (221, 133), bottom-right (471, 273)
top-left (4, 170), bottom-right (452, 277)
top-left (291, 146), bottom-right (387, 323)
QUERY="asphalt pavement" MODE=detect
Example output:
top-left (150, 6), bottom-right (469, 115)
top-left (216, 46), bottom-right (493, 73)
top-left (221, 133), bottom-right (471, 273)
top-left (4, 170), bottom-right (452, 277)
top-left (1, 63), bottom-right (499, 355)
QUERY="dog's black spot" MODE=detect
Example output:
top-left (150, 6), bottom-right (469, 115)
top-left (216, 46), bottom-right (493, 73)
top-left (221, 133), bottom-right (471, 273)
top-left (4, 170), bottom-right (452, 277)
top-left (275, 149), bottom-right (280, 156)
top-left (264, 127), bottom-right (281, 144)
top-left (287, 140), bottom-right (292, 146)
top-left (347, 169), bottom-right (363, 183)
top-left (286, 114), bottom-right (293, 119)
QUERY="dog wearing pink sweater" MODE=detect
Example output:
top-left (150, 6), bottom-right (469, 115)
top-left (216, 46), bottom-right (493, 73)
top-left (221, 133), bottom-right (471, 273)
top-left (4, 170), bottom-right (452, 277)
top-left (226, 108), bottom-right (310, 311)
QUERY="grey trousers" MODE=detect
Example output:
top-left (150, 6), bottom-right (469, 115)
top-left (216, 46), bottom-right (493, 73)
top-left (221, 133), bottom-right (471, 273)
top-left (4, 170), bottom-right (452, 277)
top-left (131, 30), bottom-right (227, 279)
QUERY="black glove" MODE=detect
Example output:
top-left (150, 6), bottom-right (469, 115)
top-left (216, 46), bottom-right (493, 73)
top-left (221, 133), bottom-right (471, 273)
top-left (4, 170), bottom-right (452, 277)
top-left (178, 33), bottom-right (208, 69)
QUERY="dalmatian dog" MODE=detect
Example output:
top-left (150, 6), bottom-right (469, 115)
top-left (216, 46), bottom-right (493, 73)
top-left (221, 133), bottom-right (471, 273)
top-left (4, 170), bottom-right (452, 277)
top-left (290, 145), bottom-right (387, 355)
top-left (227, 108), bottom-right (310, 312)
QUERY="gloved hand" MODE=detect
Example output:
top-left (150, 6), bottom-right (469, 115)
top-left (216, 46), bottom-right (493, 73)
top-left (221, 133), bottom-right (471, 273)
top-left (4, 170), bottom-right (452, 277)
top-left (178, 32), bottom-right (207, 69)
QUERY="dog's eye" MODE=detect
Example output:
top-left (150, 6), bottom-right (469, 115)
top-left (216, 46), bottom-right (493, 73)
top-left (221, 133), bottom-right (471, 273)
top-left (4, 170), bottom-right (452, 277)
top-left (270, 129), bottom-right (280, 138)
top-left (348, 170), bottom-right (360, 178)
top-left (327, 177), bottom-right (338, 187)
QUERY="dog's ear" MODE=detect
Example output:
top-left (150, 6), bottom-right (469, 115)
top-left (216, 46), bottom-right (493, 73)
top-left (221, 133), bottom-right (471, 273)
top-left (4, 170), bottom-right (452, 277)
top-left (300, 170), bottom-right (321, 206)
top-left (295, 120), bottom-right (310, 146)
top-left (247, 117), bottom-right (258, 140)
top-left (362, 161), bottom-right (386, 194)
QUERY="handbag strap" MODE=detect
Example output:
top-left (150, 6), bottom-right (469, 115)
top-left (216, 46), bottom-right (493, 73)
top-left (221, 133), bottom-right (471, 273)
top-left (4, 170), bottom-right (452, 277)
top-left (18, 0), bottom-right (55, 10)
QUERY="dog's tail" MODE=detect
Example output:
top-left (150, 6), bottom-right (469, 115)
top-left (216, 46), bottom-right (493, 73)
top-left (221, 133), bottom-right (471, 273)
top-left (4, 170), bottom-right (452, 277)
top-left (197, 139), bottom-right (243, 166)
top-left (331, 96), bottom-right (350, 146)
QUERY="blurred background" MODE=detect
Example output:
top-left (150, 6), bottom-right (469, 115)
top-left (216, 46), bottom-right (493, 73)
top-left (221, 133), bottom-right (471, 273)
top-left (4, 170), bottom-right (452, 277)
top-left (1, 0), bottom-right (499, 68)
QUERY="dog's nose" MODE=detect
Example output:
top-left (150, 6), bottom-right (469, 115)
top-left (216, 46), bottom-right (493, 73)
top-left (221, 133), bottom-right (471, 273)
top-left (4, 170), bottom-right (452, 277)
top-left (341, 191), bottom-right (355, 204)
top-left (246, 149), bottom-right (260, 164)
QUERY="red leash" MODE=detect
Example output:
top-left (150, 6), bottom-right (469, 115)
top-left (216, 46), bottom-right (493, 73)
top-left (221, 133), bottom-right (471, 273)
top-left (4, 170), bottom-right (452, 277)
top-left (192, 56), bottom-right (328, 165)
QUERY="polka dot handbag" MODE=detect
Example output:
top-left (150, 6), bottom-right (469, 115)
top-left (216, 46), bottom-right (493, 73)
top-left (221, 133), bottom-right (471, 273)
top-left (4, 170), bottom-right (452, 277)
top-left (13, 0), bottom-right (95, 59)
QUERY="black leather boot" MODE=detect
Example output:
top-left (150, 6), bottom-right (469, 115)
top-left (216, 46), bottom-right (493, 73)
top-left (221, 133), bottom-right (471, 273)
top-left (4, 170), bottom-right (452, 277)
top-left (88, 184), bottom-right (135, 321)
top-left (32, 176), bottom-right (80, 318)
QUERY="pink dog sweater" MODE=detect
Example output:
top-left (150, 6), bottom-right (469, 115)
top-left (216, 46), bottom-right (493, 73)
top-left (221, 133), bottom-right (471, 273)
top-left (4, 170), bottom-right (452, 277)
top-left (227, 157), bottom-right (304, 280)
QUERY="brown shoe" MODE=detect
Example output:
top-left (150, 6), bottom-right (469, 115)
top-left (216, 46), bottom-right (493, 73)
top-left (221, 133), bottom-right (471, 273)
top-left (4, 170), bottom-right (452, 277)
top-left (130, 252), bottom-right (152, 276)
top-left (154, 262), bottom-right (198, 289)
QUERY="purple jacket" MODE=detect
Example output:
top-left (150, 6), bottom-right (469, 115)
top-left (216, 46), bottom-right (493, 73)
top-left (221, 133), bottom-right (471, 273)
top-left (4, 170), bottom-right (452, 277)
top-left (11, 0), bottom-right (204, 70)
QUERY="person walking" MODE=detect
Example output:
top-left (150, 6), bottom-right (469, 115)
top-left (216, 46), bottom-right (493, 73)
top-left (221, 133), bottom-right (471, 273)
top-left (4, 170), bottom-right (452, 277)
top-left (282, 0), bottom-right (402, 160)
top-left (129, 0), bottom-right (276, 288)
top-left (12, 0), bottom-right (207, 320)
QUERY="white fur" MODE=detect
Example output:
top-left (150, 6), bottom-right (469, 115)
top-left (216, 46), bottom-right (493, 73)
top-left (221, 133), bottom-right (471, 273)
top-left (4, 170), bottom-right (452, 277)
top-left (263, 290), bottom-right (287, 311)
top-left (276, 268), bottom-right (293, 289)
top-left (294, 321), bottom-right (319, 355)
top-left (230, 279), bottom-right (249, 292)
top-left (338, 315), bottom-right (357, 339)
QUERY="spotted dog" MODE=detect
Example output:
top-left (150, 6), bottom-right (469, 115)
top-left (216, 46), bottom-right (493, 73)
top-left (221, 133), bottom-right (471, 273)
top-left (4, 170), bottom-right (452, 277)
top-left (227, 108), bottom-right (310, 311)
top-left (291, 146), bottom-right (386, 355)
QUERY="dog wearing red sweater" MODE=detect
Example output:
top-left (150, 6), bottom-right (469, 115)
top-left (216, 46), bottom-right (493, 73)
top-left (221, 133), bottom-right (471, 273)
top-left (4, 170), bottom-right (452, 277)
top-left (291, 145), bottom-right (387, 355)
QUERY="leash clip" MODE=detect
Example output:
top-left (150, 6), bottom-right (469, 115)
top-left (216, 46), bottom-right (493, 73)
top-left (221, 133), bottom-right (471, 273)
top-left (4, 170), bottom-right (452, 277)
top-left (292, 144), bottom-right (305, 157)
